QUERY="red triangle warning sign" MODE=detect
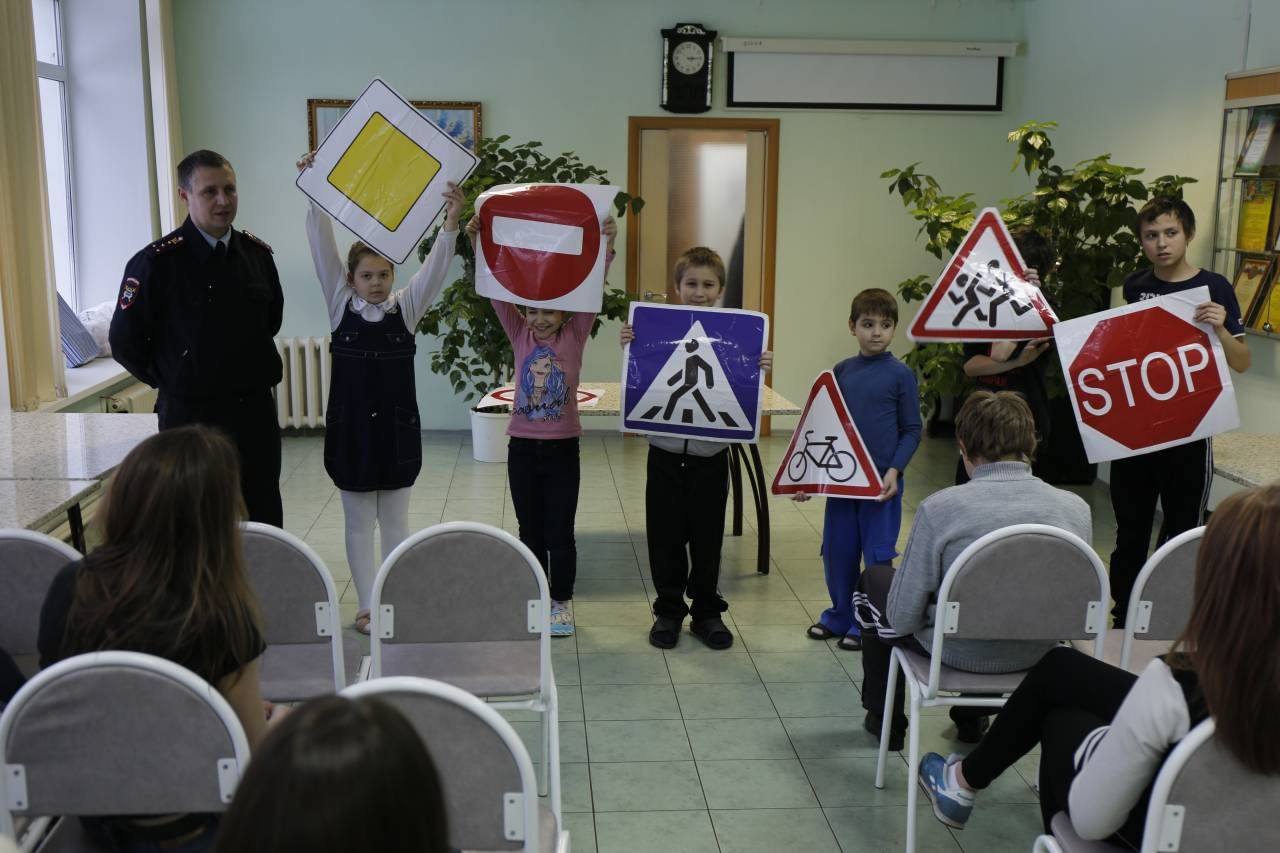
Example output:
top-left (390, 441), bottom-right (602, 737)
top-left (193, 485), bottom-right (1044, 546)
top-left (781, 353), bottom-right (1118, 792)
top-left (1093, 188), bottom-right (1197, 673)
top-left (908, 207), bottom-right (1058, 343)
top-left (771, 371), bottom-right (883, 499)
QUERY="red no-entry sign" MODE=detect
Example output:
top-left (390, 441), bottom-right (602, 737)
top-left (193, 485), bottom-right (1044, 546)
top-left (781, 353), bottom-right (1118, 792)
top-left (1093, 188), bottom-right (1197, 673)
top-left (477, 184), bottom-right (615, 309)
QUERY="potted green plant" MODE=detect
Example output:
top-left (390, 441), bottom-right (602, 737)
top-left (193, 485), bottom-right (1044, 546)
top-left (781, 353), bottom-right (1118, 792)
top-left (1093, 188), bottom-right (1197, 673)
top-left (881, 121), bottom-right (1195, 483)
top-left (417, 135), bottom-right (642, 461)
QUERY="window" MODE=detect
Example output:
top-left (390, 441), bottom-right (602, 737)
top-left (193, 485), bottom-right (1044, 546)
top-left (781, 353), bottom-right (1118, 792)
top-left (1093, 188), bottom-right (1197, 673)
top-left (33, 0), bottom-right (77, 309)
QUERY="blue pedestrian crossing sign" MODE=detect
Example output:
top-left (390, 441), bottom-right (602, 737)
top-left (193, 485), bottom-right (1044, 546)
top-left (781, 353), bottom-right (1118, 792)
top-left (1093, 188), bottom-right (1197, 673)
top-left (622, 303), bottom-right (768, 442)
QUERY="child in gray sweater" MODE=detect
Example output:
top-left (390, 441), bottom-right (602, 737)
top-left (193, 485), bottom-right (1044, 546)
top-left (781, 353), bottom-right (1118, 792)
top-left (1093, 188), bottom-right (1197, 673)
top-left (856, 390), bottom-right (1092, 747)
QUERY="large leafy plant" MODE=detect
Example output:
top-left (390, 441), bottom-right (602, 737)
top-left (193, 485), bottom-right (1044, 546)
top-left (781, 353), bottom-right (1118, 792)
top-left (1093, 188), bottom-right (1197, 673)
top-left (417, 135), bottom-right (644, 402)
top-left (881, 121), bottom-right (1195, 416)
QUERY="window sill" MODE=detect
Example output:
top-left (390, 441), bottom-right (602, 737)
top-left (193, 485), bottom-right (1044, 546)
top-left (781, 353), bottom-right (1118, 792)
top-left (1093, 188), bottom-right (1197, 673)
top-left (38, 358), bottom-right (134, 412)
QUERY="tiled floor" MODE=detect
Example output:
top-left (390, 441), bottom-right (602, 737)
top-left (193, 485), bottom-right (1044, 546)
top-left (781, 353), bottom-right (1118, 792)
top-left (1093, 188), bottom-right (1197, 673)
top-left (278, 431), bottom-right (1119, 853)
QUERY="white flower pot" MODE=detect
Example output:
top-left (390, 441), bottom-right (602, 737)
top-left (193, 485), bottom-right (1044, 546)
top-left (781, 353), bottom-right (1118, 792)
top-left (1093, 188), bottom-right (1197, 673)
top-left (469, 408), bottom-right (509, 463)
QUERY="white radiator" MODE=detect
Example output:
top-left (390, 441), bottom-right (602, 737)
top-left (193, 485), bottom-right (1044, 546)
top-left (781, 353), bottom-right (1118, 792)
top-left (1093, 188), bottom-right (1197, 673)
top-left (274, 336), bottom-right (331, 429)
top-left (103, 382), bottom-right (158, 413)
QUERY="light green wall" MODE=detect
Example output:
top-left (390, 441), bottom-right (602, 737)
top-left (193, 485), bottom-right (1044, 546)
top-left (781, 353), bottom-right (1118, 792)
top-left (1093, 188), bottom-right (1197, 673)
top-left (1019, 0), bottom-right (1280, 500)
top-left (172, 0), bottom-right (1029, 429)
top-left (172, 0), bottom-right (1280, 440)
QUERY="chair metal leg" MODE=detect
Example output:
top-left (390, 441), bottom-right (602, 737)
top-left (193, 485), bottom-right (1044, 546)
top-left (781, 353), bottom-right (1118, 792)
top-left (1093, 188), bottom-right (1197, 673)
top-left (1032, 835), bottom-right (1064, 853)
top-left (905, 685), bottom-right (922, 853)
top-left (874, 649), bottom-right (901, 789)
top-left (547, 687), bottom-right (562, 820)
top-left (537, 709), bottom-right (550, 797)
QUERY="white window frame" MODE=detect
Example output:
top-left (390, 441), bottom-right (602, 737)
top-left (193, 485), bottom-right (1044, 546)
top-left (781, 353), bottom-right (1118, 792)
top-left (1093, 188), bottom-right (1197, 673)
top-left (34, 0), bottom-right (79, 310)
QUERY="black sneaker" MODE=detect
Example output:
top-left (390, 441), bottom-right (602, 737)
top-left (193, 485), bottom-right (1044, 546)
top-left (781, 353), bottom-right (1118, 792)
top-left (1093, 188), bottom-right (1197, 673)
top-left (953, 714), bottom-right (990, 745)
top-left (864, 711), bottom-right (905, 751)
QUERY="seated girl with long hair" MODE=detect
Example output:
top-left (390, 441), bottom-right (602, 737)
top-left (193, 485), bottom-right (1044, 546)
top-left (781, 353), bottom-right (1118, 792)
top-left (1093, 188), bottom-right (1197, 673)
top-left (214, 695), bottom-right (450, 853)
top-left (917, 483), bottom-right (1280, 847)
top-left (37, 425), bottom-right (275, 850)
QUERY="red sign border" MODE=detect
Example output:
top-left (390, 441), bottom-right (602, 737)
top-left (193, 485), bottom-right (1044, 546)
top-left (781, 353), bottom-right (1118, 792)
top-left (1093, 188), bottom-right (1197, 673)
top-left (771, 371), bottom-right (884, 499)
top-left (908, 208), bottom-right (1058, 341)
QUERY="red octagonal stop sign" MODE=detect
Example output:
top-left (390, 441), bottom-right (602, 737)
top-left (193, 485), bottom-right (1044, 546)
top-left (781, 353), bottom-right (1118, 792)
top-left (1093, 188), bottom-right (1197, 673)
top-left (1069, 307), bottom-right (1222, 450)
top-left (479, 185), bottom-right (601, 302)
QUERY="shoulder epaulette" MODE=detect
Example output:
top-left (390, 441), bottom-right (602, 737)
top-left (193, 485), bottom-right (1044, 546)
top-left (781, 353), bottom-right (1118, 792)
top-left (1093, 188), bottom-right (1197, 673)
top-left (240, 230), bottom-right (274, 253)
top-left (146, 234), bottom-right (185, 255)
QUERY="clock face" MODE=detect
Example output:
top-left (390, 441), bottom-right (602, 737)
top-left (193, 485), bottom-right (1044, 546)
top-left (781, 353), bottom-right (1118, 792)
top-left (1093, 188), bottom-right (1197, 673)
top-left (671, 40), bottom-right (706, 75)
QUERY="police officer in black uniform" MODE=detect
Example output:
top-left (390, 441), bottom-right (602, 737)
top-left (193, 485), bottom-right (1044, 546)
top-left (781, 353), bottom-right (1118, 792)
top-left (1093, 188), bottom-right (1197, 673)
top-left (109, 150), bottom-right (285, 526)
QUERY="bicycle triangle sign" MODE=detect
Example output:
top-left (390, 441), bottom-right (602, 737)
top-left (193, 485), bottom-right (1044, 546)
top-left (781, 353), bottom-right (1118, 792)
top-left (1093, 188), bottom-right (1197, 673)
top-left (622, 303), bottom-right (767, 442)
top-left (771, 371), bottom-right (882, 499)
top-left (908, 207), bottom-right (1059, 343)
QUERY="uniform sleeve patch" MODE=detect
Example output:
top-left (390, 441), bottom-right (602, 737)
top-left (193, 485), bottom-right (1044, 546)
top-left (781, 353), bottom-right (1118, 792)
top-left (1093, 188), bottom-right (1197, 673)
top-left (119, 277), bottom-right (140, 309)
top-left (240, 230), bottom-right (274, 253)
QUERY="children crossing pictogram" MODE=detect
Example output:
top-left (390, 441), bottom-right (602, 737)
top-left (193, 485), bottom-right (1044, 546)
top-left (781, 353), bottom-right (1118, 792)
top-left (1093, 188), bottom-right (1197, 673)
top-left (626, 321), bottom-right (750, 429)
top-left (771, 371), bottom-right (882, 499)
top-left (909, 207), bottom-right (1058, 342)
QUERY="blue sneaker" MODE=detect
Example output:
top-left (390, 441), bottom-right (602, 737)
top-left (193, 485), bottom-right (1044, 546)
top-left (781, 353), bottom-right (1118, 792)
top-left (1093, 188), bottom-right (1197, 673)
top-left (550, 600), bottom-right (575, 637)
top-left (918, 752), bottom-right (974, 829)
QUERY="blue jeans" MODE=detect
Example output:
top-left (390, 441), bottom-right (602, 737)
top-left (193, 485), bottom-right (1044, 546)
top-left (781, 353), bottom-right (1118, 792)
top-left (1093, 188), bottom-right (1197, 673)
top-left (818, 485), bottom-right (903, 636)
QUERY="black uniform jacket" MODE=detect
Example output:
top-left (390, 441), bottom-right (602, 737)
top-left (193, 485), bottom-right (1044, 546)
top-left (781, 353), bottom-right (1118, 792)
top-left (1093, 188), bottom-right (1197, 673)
top-left (109, 217), bottom-right (284, 398)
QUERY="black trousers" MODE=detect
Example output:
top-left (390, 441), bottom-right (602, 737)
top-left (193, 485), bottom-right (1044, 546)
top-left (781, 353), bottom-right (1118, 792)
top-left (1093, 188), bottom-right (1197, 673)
top-left (1108, 439), bottom-right (1211, 622)
top-left (0, 648), bottom-right (24, 705)
top-left (507, 437), bottom-right (580, 602)
top-left (646, 445), bottom-right (729, 622)
top-left (961, 646), bottom-right (1144, 841)
top-left (157, 389), bottom-right (282, 527)
top-left (857, 564), bottom-right (992, 730)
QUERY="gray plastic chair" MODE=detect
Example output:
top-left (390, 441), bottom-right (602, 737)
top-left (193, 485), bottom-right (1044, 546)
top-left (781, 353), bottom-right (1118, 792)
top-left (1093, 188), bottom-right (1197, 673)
top-left (0, 531), bottom-right (80, 679)
top-left (368, 522), bottom-right (560, 815)
top-left (341, 676), bottom-right (568, 853)
top-left (1073, 526), bottom-right (1201, 673)
top-left (0, 651), bottom-right (249, 848)
top-left (873, 523), bottom-right (1110, 853)
top-left (1119, 526), bottom-right (1201, 672)
top-left (241, 522), bottom-right (361, 701)
top-left (1034, 718), bottom-right (1280, 853)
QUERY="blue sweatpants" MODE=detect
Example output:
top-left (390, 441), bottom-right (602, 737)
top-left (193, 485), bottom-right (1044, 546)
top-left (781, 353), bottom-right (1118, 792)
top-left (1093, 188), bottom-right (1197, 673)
top-left (818, 486), bottom-right (904, 637)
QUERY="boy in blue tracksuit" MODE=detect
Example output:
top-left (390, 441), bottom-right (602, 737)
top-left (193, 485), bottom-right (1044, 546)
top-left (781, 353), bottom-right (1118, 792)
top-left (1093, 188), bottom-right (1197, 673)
top-left (796, 288), bottom-right (922, 650)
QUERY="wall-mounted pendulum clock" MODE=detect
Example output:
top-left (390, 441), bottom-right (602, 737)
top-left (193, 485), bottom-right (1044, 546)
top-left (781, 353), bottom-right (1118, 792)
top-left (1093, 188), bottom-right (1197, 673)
top-left (660, 23), bottom-right (717, 113)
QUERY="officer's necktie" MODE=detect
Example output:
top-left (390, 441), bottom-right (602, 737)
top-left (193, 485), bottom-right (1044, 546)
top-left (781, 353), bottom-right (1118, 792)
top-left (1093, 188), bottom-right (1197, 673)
top-left (212, 241), bottom-right (227, 258)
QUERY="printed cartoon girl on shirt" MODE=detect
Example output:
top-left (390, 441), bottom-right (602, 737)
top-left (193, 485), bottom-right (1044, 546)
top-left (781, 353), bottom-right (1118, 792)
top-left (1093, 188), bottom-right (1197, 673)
top-left (515, 344), bottom-right (568, 421)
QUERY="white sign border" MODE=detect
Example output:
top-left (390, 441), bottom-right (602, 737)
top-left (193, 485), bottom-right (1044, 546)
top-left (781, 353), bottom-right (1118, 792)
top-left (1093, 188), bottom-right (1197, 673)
top-left (1053, 285), bottom-right (1239, 463)
top-left (296, 78), bottom-right (479, 264)
top-left (474, 182), bottom-right (620, 313)
top-left (620, 301), bottom-right (769, 444)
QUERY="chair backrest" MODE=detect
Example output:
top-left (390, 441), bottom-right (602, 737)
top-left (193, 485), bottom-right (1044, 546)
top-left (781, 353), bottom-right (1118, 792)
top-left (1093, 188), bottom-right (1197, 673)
top-left (0, 651), bottom-right (249, 837)
top-left (341, 676), bottom-right (541, 853)
top-left (930, 524), bottom-right (1109, 686)
top-left (1140, 719), bottom-right (1280, 853)
top-left (0, 531), bottom-right (80, 663)
top-left (369, 522), bottom-right (550, 674)
top-left (1121, 527), bottom-right (1202, 670)
top-left (240, 522), bottom-right (345, 679)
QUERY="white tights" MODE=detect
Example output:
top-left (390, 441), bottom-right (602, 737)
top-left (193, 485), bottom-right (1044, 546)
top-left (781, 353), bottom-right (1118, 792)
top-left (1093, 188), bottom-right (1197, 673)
top-left (340, 487), bottom-right (412, 612)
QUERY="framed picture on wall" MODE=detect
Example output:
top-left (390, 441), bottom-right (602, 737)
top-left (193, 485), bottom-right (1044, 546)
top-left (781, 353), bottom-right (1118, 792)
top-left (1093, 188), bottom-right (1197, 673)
top-left (1233, 253), bottom-right (1273, 325)
top-left (307, 98), bottom-right (481, 153)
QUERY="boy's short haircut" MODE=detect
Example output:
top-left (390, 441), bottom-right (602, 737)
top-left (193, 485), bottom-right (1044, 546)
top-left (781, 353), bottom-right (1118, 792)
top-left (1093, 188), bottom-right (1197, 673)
top-left (177, 149), bottom-right (231, 189)
top-left (1137, 197), bottom-right (1196, 238)
top-left (1009, 227), bottom-right (1055, 276)
top-left (673, 246), bottom-right (726, 288)
top-left (849, 288), bottom-right (899, 324)
top-left (955, 390), bottom-right (1037, 464)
